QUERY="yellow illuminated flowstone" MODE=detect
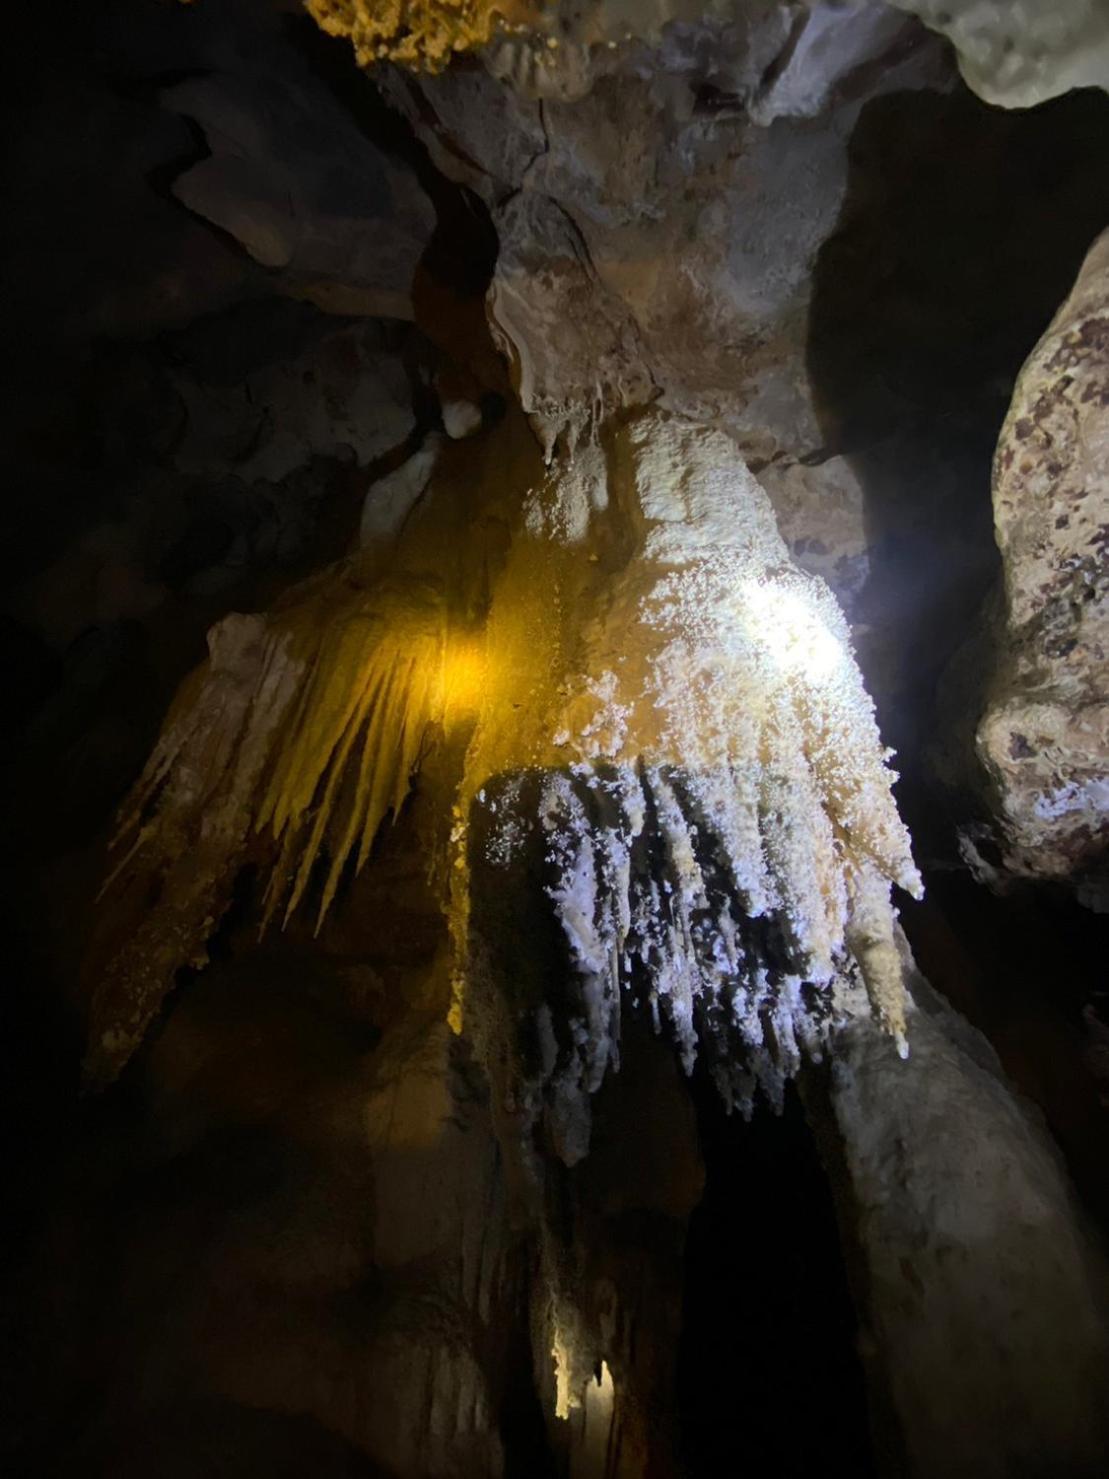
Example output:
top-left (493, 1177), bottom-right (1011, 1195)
top-left (86, 413), bottom-right (920, 1116)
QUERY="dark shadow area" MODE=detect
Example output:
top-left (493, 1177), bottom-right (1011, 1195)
top-left (80, 1400), bottom-right (397, 1479)
top-left (498, 1300), bottom-right (559, 1479)
top-left (0, 0), bottom-right (505, 1305)
top-left (0, 8), bottom-right (508, 1475)
top-left (808, 84), bottom-right (1109, 840)
top-left (807, 82), bottom-right (1109, 1236)
top-left (4, 946), bottom-right (410, 1477)
top-left (676, 1080), bottom-right (875, 1478)
top-left (902, 875), bottom-right (1109, 1232)
top-left (281, 13), bottom-right (500, 301)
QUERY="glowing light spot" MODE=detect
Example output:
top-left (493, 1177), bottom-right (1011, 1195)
top-left (588, 1360), bottom-right (615, 1415)
top-left (443, 639), bottom-right (487, 714)
top-left (552, 1328), bottom-right (575, 1420)
top-left (741, 579), bottom-right (845, 678)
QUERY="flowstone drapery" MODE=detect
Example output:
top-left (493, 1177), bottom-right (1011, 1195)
top-left (459, 416), bottom-right (920, 1157)
top-left (86, 413), bottom-right (919, 1145)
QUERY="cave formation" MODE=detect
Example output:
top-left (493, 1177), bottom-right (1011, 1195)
top-left (2, 3), bottom-right (1109, 1477)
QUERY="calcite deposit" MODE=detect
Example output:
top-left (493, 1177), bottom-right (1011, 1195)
top-left (89, 413), bottom-right (919, 1146)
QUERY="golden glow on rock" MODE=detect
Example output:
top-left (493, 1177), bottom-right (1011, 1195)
top-left (552, 1327), bottom-right (575, 1420)
top-left (442, 638), bottom-right (488, 717)
top-left (583, 1360), bottom-right (616, 1449)
top-left (551, 1326), bottom-right (615, 1426)
top-left (305, 0), bottom-right (544, 71)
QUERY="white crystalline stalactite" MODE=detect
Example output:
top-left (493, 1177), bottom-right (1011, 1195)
top-left (469, 416), bottom-right (921, 1123)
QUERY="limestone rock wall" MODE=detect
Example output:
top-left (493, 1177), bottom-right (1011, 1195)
top-left (889, 0), bottom-right (1109, 107)
top-left (378, 4), bottom-right (952, 619)
top-left (316, 2), bottom-right (1109, 110)
top-left (975, 228), bottom-right (1109, 897)
top-left (830, 952), bottom-right (1109, 1478)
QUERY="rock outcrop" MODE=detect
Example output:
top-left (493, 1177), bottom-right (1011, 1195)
top-left (166, 62), bottom-right (434, 320)
top-left (85, 411), bottom-right (920, 1130)
top-left (889, 0), bottom-right (1109, 107)
top-left (378, 3), bottom-right (953, 612)
top-left (830, 949), bottom-right (1109, 1478)
top-left (315, 1), bottom-right (1109, 109)
top-left (975, 229), bottom-right (1109, 896)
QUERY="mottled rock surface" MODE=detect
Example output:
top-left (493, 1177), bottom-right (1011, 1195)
top-left (890, 0), bottom-right (1109, 107)
top-left (318, 1), bottom-right (1109, 110)
top-left (976, 229), bottom-right (1109, 890)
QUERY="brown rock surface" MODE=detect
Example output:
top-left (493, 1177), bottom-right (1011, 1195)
top-left (976, 229), bottom-right (1109, 890)
top-left (829, 948), bottom-right (1109, 1479)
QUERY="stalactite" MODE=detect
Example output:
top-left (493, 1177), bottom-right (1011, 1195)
top-left (84, 574), bottom-right (448, 1086)
top-left (458, 415), bottom-right (920, 1156)
top-left (87, 413), bottom-right (920, 1138)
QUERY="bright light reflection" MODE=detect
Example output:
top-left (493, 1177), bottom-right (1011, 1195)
top-left (586, 1359), bottom-right (615, 1417)
top-left (552, 1329), bottom-right (574, 1420)
top-left (741, 579), bottom-right (844, 678)
top-left (579, 1360), bottom-right (616, 1476)
top-left (442, 640), bottom-right (486, 713)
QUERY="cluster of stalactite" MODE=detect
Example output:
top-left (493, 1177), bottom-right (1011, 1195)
top-left (87, 413), bottom-right (919, 1146)
top-left (459, 416), bottom-right (920, 1156)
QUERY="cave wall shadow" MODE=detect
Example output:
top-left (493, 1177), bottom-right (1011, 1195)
top-left (806, 84), bottom-right (1109, 1231)
top-left (808, 84), bottom-right (1109, 826)
top-left (675, 1078), bottom-right (877, 1479)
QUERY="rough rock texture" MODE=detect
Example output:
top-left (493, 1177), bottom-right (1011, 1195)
top-left (359, 433), bottom-right (443, 542)
top-left (975, 229), bottom-right (1109, 892)
top-left (175, 318), bottom-right (415, 483)
top-left (758, 452), bottom-right (872, 615)
top-left (13, 304), bottom-right (420, 657)
top-left (166, 64), bottom-right (434, 319)
top-left (307, 0), bottom-right (541, 70)
top-left (86, 410), bottom-right (919, 1141)
top-left (889, 0), bottom-right (1109, 107)
top-left (82, 570), bottom-right (448, 1087)
top-left (487, 191), bottom-right (657, 456)
top-left (379, 4), bottom-right (951, 586)
top-left (462, 413), bottom-right (920, 1162)
top-left (315, 1), bottom-right (1109, 108)
top-left (399, 15), bottom-right (947, 428)
top-left (830, 951), bottom-right (1109, 1478)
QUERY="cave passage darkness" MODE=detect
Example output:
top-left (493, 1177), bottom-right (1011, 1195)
top-left (676, 1080), bottom-right (876, 1479)
top-left (2, 4), bottom-right (1108, 1478)
top-left (808, 81), bottom-right (1109, 1232)
top-left (809, 84), bottom-right (1109, 790)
